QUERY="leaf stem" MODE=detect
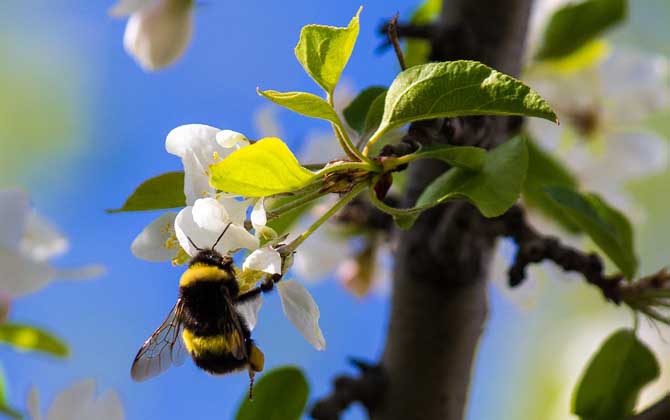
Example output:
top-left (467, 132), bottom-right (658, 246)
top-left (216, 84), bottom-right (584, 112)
top-left (281, 183), bottom-right (366, 254)
top-left (267, 188), bottom-right (328, 220)
top-left (362, 127), bottom-right (386, 156)
top-left (315, 161), bottom-right (381, 177)
top-left (327, 93), bottom-right (372, 164)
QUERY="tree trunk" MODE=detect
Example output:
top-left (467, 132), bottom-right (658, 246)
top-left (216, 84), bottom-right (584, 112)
top-left (374, 1), bottom-right (533, 419)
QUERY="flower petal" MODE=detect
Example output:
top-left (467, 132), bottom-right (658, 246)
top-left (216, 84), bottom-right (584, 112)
top-left (293, 227), bottom-right (349, 282)
top-left (46, 379), bottom-right (96, 420)
top-left (220, 197), bottom-right (250, 226)
top-left (277, 280), bottom-right (326, 350)
top-left (243, 247), bottom-right (281, 274)
top-left (92, 391), bottom-right (124, 420)
top-left (19, 210), bottom-right (69, 262)
top-left (601, 50), bottom-right (670, 125)
top-left (191, 198), bottom-right (230, 232)
top-left (175, 205), bottom-right (258, 257)
top-left (216, 130), bottom-right (249, 148)
top-left (123, 0), bottom-right (193, 71)
top-left (27, 386), bottom-right (41, 420)
top-left (165, 125), bottom-right (249, 205)
top-left (108, 0), bottom-right (153, 16)
top-left (0, 188), bottom-right (29, 250)
top-left (131, 212), bottom-right (179, 262)
top-left (0, 247), bottom-right (56, 298)
top-left (236, 294), bottom-right (263, 331)
top-left (250, 199), bottom-right (267, 229)
top-left (576, 131), bottom-right (668, 185)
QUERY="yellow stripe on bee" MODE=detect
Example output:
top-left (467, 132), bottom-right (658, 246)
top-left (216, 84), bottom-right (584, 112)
top-left (179, 264), bottom-right (234, 287)
top-left (182, 329), bottom-right (243, 357)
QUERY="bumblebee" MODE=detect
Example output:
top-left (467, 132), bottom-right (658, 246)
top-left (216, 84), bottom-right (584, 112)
top-left (131, 225), bottom-right (275, 394)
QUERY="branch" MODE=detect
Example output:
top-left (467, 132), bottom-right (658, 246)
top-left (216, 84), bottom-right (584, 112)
top-left (627, 395), bottom-right (670, 420)
top-left (491, 206), bottom-right (670, 315)
top-left (373, 1), bottom-right (534, 419)
top-left (491, 206), bottom-right (623, 301)
top-left (310, 359), bottom-right (386, 420)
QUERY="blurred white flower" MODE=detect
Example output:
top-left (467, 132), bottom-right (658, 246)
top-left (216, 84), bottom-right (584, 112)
top-left (110, 0), bottom-right (194, 71)
top-left (526, 49), bottom-right (669, 216)
top-left (27, 380), bottom-right (124, 420)
top-left (0, 189), bottom-right (103, 298)
top-left (293, 203), bottom-right (392, 298)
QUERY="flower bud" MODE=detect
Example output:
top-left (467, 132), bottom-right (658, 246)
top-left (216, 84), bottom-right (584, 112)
top-left (122, 0), bottom-right (193, 71)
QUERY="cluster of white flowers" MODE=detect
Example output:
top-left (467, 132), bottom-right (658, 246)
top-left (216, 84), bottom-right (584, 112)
top-left (131, 124), bottom-right (325, 350)
top-left (110, 0), bottom-right (194, 71)
top-left (0, 189), bottom-right (103, 301)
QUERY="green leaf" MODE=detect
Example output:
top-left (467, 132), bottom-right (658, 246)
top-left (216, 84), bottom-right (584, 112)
top-left (389, 136), bottom-right (528, 228)
top-left (257, 89), bottom-right (340, 124)
top-left (294, 7), bottom-right (362, 95)
top-left (523, 138), bottom-right (581, 233)
top-left (404, 0), bottom-right (442, 68)
top-left (108, 171), bottom-right (185, 213)
top-left (410, 144), bottom-right (486, 171)
top-left (536, 0), bottom-right (627, 60)
top-left (209, 138), bottom-right (316, 197)
top-left (372, 61), bottom-right (558, 141)
top-left (0, 324), bottom-right (68, 358)
top-left (235, 366), bottom-right (309, 420)
top-left (362, 90), bottom-right (387, 139)
top-left (343, 86), bottom-right (387, 133)
top-left (0, 366), bottom-right (22, 419)
top-left (573, 329), bottom-right (659, 420)
top-left (545, 186), bottom-right (638, 279)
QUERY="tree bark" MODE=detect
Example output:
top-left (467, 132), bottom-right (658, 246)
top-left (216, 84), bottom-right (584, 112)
top-left (373, 1), bottom-right (533, 419)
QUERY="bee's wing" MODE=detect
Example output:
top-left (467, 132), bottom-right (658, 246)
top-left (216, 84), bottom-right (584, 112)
top-left (131, 299), bottom-right (188, 382)
top-left (220, 294), bottom-right (252, 361)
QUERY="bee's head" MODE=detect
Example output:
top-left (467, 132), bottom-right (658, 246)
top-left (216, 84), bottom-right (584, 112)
top-left (189, 249), bottom-right (233, 270)
top-left (185, 222), bottom-right (235, 268)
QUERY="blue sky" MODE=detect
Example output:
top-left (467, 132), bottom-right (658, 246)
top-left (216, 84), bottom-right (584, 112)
top-left (1, 1), bottom-right (667, 419)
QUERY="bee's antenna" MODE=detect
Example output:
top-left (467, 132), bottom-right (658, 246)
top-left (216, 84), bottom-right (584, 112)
top-left (187, 236), bottom-right (203, 252)
top-left (211, 222), bottom-right (233, 250)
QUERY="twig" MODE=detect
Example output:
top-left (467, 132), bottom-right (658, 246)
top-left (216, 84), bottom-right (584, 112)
top-left (627, 395), bottom-right (670, 420)
top-left (491, 206), bottom-right (670, 308)
top-left (310, 359), bottom-right (386, 420)
top-left (385, 13), bottom-right (407, 70)
top-left (377, 21), bottom-right (434, 53)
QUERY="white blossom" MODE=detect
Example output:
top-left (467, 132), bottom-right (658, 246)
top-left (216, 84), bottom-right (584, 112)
top-left (174, 197), bottom-right (258, 257)
top-left (243, 246), bottom-right (282, 275)
top-left (165, 124), bottom-right (249, 206)
top-left (0, 189), bottom-right (103, 298)
top-left (27, 380), bottom-right (124, 420)
top-left (132, 125), bottom-right (254, 262)
top-left (110, 0), bottom-right (194, 71)
top-left (526, 50), bottom-right (669, 210)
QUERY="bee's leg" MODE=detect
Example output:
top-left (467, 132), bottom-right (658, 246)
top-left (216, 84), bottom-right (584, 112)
top-left (236, 274), bottom-right (283, 303)
top-left (246, 343), bottom-right (265, 401)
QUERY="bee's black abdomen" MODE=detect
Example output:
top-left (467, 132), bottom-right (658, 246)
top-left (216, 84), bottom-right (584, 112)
top-left (191, 341), bottom-right (255, 375)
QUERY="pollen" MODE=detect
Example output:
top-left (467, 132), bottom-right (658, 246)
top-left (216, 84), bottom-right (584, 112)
top-left (212, 151), bottom-right (221, 161)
